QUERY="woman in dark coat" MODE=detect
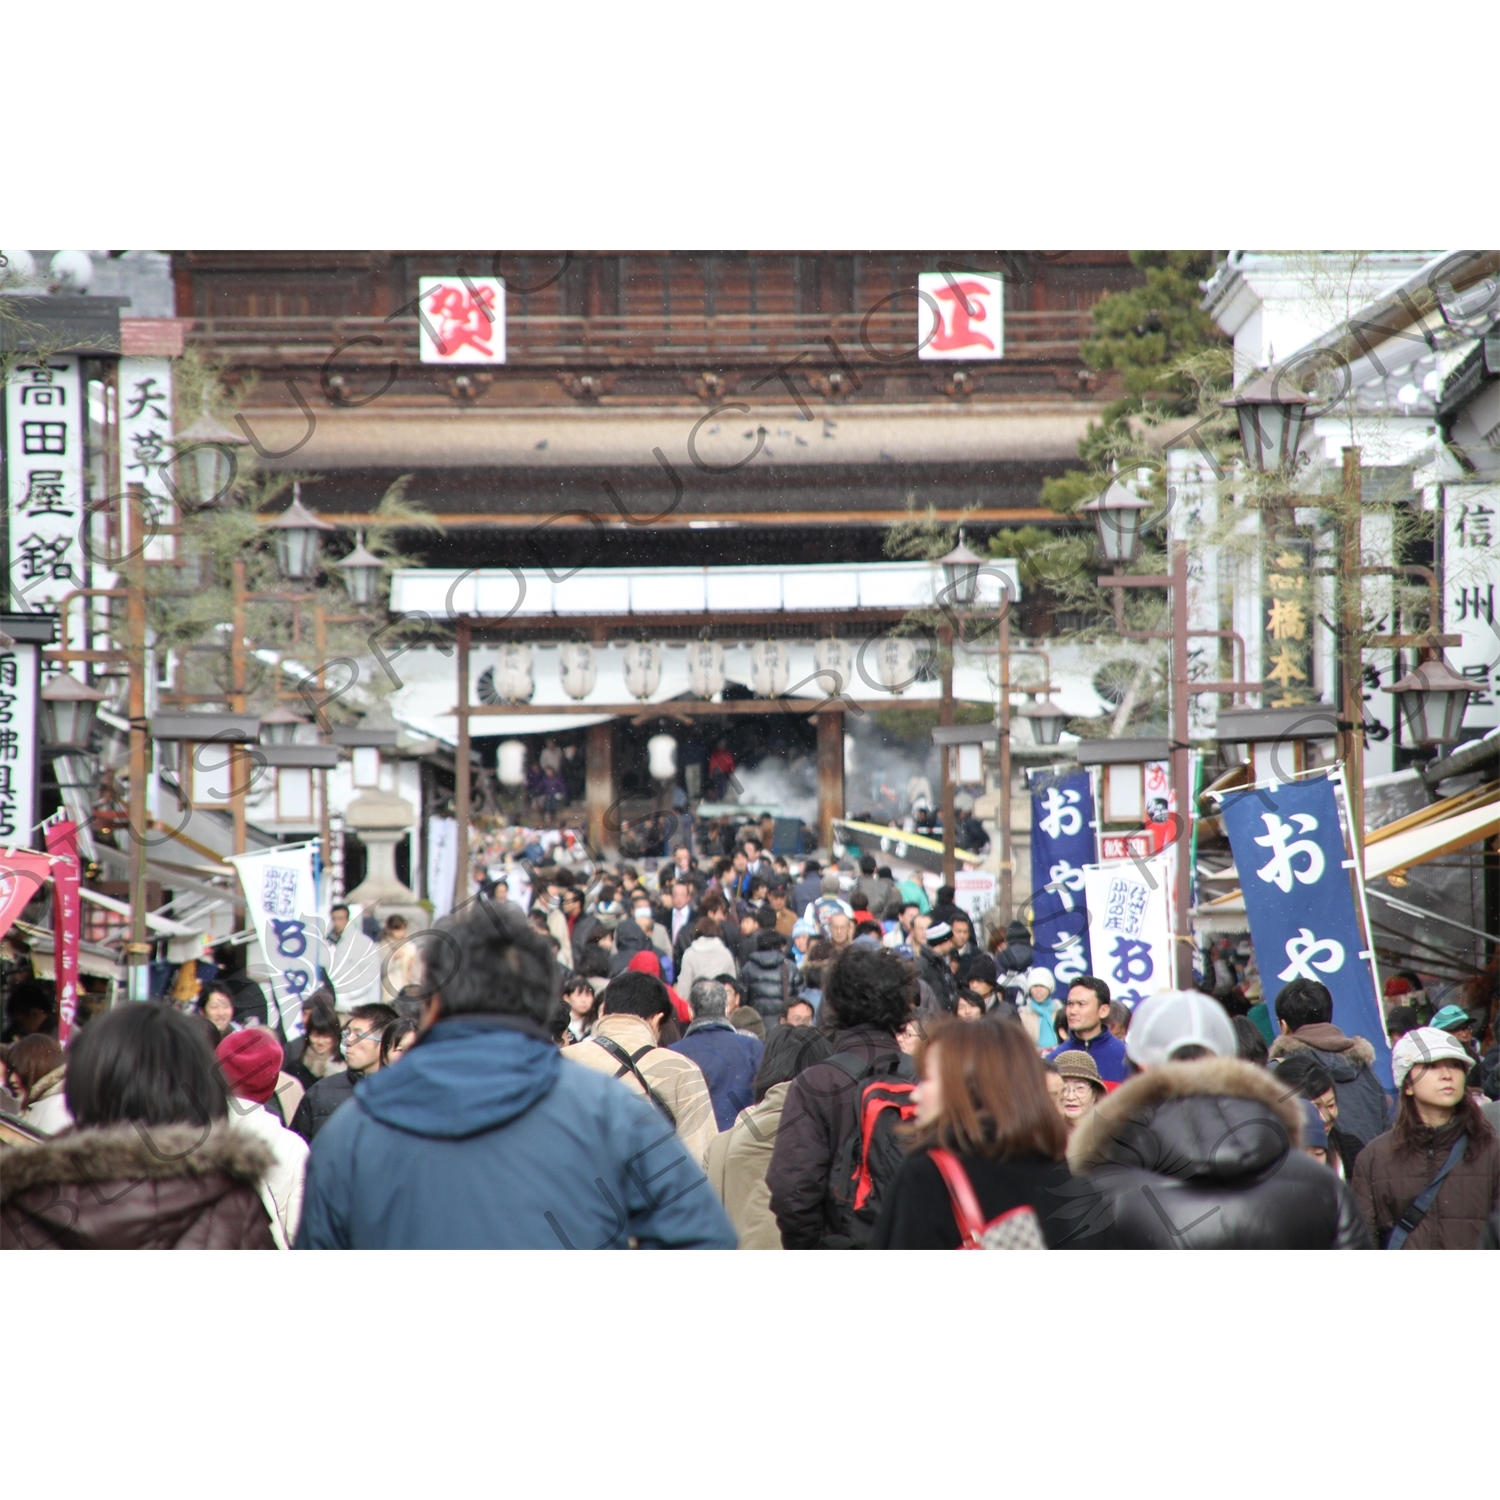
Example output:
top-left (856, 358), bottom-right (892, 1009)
top-left (1, 1004), bottom-right (276, 1250)
top-left (869, 1016), bottom-right (1102, 1249)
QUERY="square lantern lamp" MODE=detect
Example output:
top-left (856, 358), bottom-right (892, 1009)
top-left (1078, 480), bottom-right (1150, 566)
top-left (1387, 657), bottom-right (1475, 745)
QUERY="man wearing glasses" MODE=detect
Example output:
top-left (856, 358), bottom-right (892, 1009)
top-left (291, 1002), bottom-right (398, 1143)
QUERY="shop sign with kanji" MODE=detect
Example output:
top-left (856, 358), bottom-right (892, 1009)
top-left (417, 276), bottom-right (506, 364)
top-left (916, 272), bottom-right (1004, 361)
top-left (5, 358), bottom-right (85, 612)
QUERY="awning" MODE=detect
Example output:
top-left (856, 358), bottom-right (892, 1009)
top-left (1364, 790), bottom-right (1499, 884)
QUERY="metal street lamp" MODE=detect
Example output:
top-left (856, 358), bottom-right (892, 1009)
top-left (332, 531), bottom-right (384, 606)
top-left (1223, 369), bottom-right (1313, 474)
top-left (40, 670), bottom-right (106, 751)
top-left (1387, 657), bottom-right (1475, 745)
top-left (171, 395), bottom-right (250, 507)
top-left (1078, 480), bottom-right (1150, 566)
top-left (270, 486), bottom-right (337, 580)
top-left (1018, 693), bottom-right (1069, 747)
top-left (938, 532), bottom-right (986, 607)
top-left (259, 704), bottom-right (308, 746)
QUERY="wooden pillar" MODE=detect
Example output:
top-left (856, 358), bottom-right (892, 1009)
top-left (1340, 448), bottom-right (1365, 850)
top-left (816, 710), bottom-right (844, 852)
top-left (126, 484), bottom-right (151, 994)
top-left (940, 627), bottom-right (955, 886)
top-left (453, 619), bottom-right (470, 908)
top-left (586, 720), bottom-right (616, 857)
top-left (1170, 540), bottom-right (1194, 989)
top-left (997, 587), bottom-right (1013, 923)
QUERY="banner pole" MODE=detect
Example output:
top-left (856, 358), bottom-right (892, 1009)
top-left (1331, 762), bottom-right (1388, 1050)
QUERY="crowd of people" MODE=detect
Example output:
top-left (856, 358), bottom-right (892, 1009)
top-left (3, 836), bottom-right (1496, 1250)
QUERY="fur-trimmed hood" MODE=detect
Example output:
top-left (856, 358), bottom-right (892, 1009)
top-left (1068, 1057), bottom-right (1303, 1179)
top-left (1, 1122), bottom-right (272, 1203)
top-left (1268, 1025), bottom-right (1376, 1081)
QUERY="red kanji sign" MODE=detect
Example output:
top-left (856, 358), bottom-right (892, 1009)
top-left (417, 276), bottom-right (507, 364)
top-left (918, 271), bottom-right (1004, 361)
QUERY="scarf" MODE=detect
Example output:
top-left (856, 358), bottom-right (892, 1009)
top-left (1028, 997), bottom-right (1058, 1049)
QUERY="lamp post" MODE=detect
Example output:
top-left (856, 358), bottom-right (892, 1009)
top-left (171, 395), bottom-right (250, 508)
top-left (333, 532), bottom-right (384, 606)
top-left (269, 486), bottom-right (337, 581)
top-left (1386, 657), bottom-right (1475, 746)
top-left (39, 671), bottom-right (106, 750)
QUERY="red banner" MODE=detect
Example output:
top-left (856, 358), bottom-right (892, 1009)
top-left (45, 821), bottom-right (82, 1043)
top-left (0, 849), bottom-right (52, 944)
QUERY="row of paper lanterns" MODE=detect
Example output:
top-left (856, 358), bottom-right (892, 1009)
top-left (496, 732), bottom-right (680, 786)
top-left (478, 637), bottom-right (922, 705)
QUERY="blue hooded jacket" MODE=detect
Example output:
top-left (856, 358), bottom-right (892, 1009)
top-left (296, 1015), bottom-right (736, 1250)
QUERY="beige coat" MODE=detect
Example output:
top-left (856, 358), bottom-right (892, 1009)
top-left (562, 1013), bottom-right (719, 1165)
top-left (703, 1081), bottom-right (790, 1250)
top-left (677, 935), bottom-right (738, 1000)
top-left (22, 1066), bottom-right (72, 1137)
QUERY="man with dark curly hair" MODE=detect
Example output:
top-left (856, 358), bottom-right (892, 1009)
top-left (766, 945), bottom-right (916, 1248)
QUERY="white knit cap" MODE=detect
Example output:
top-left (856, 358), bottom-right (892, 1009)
top-left (1024, 966), bottom-right (1056, 996)
top-left (1390, 1026), bottom-right (1472, 1091)
top-left (1126, 989), bottom-right (1238, 1068)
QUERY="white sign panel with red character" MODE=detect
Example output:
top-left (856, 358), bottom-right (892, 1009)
top-left (417, 276), bottom-right (506, 364)
top-left (916, 271), bottom-right (1004, 361)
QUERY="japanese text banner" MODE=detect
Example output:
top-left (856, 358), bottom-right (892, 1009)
top-left (1028, 767), bottom-right (1094, 987)
top-left (1220, 775), bottom-right (1392, 1089)
top-left (227, 845), bottom-right (325, 1039)
top-left (1082, 851), bottom-right (1173, 1008)
top-left (0, 849), bottom-right (52, 942)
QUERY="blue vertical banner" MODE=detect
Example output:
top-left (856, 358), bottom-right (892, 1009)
top-left (1220, 775), bottom-right (1392, 1089)
top-left (1028, 767), bottom-right (1095, 987)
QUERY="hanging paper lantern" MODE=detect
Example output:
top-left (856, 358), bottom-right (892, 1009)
top-left (750, 639), bottom-right (791, 698)
top-left (623, 641), bottom-right (662, 701)
top-left (814, 637), bottom-right (853, 696)
top-left (686, 640), bottom-right (725, 699)
top-left (559, 642), bottom-right (597, 701)
top-left (491, 643), bottom-right (534, 704)
top-left (497, 739), bottom-right (527, 787)
top-left (647, 734), bottom-right (678, 781)
top-left (872, 636), bottom-right (918, 696)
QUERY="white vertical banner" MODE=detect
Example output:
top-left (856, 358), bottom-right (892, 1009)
top-left (953, 868), bottom-right (996, 921)
top-left (117, 356), bottom-right (176, 562)
top-left (426, 815), bottom-right (457, 918)
top-left (1169, 449), bottom-right (1221, 737)
top-left (0, 642), bottom-right (39, 846)
top-left (1082, 850), bottom-right (1174, 1008)
top-left (6, 356), bottom-right (85, 626)
top-left (1444, 482), bottom-right (1500, 729)
top-left (227, 844), bottom-right (327, 1038)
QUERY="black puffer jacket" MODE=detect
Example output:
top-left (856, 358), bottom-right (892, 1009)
top-left (1066, 1057), bottom-right (1372, 1249)
top-left (739, 945), bottom-right (803, 1024)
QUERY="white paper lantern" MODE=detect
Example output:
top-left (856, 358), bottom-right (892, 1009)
top-left (623, 642), bottom-right (662, 701)
top-left (814, 637), bottom-right (853, 695)
top-left (647, 734), bottom-right (678, 781)
top-left (559, 642), bottom-right (597, 701)
top-left (750, 640), bottom-right (791, 698)
top-left (494, 643), bottom-right (534, 704)
top-left (872, 637), bottom-right (918, 695)
top-left (687, 640), bottom-right (725, 699)
top-left (497, 739), bottom-right (527, 786)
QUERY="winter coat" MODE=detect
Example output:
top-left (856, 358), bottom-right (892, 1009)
top-left (916, 947), bottom-right (955, 1010)
top-left (2, 1124), bottom-right (277, 1250)
top-left (868, 1147), bottom-right (1109, 1250)
top-left (670, 1019), bottom-right (764, 1131)
top-left (739, 946), bottom-right (803, 1024)
top-left (1269, 1024), bottom-right (1392, 1148)
top-left (677, 934), bottom-right (739, 1000)
top-left (290, 1068), bottom-right (365, 1144)
top-left (225, 1098), bottom-right (309, 1249)
top-left (1066, 1057), bottom-right (1372, 1249)
top-left (607, 919), bottom-right (653, 977)
top-left (765, 1024), bottom-right (905, 1250)
top-left (703, 1080), bottom-right (792, 1249)
top-left (563, 1013), bottom-right (719, 1165)
top-left (21, 1066), bottom-right (73, 1136)
top-left (1019, 998), bottom-right (1061, 1049)
top-left (1351, 1117), bottom-right (1500, 1250)
top-left (854, 875), bottom-right (895, 919)
top-left (282, 1036), bottom-right (347, 1095)
top-left (1049, 1028), bottom-right (1130, 1084)
top-left (296, 1014), bottom-right (734, 1250)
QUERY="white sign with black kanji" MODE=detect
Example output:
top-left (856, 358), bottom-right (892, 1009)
top-left (6, 356), bottom-right (84, 615)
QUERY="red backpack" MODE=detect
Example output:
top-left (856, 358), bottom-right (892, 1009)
top-left (825, 1051), bottom-right (917, 1247)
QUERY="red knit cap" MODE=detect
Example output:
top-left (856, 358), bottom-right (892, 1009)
top-left (626, 951), bottom-right (690, 1022)
top-left (216, 1028), bottom-right (284, 1104)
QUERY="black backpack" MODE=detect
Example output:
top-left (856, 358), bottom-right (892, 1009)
top-left (824, 1050), bottom-right (918, 1248)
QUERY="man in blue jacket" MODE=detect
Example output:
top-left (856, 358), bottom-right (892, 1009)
top-left (670, 979), bottom-right (763, 1130)
top-left (296, 899), bottom-right (736, 1250)
top-left (1048, 975), bottom-right (1130, 1084)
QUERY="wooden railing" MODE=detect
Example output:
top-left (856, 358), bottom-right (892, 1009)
top-left (186, 308), bottom-right (1094, 367)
